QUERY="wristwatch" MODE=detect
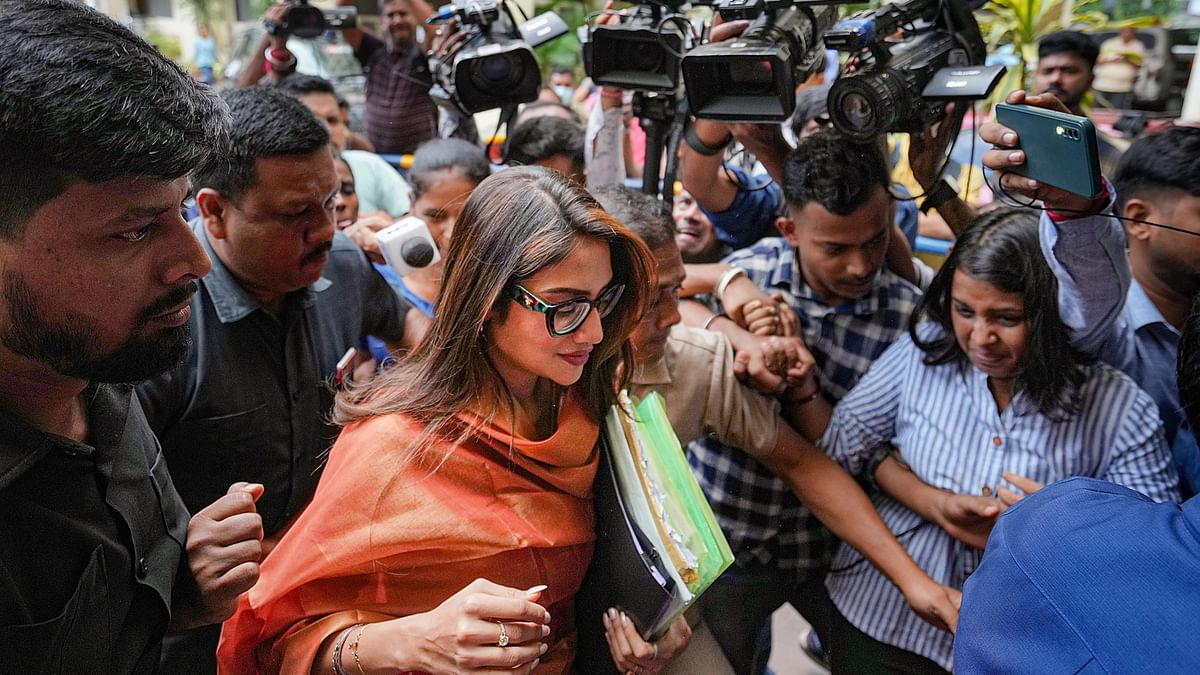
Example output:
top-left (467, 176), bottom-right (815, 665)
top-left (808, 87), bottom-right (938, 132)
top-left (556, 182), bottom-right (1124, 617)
top-left (919, 176), bottom-right (960, 215)
top-left (684, 118), bottom-right (732, 157)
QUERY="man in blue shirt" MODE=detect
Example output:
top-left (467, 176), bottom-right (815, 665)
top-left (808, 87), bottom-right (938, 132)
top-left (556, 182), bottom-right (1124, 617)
top-left (1106, 127), bottom-right (1200, 496)
top-left (194, 24), bottom-right (217, 85)
top-left (953, 294), bottom-right (1200, 674)
top-left (1035, 126), bottom-right (1200, 497)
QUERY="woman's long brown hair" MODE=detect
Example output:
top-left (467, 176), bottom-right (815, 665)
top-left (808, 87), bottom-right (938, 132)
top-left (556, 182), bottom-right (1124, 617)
top-left (334, 166), bottom-right (653, 465)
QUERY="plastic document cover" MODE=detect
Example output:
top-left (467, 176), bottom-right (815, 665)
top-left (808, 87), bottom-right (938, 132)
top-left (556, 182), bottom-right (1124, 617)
top-left (587, 391), bottom-right (734, 641)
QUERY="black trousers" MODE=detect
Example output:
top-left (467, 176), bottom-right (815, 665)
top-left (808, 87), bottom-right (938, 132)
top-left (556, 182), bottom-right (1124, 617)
top-left (827, 606), bottom-right (949, 675)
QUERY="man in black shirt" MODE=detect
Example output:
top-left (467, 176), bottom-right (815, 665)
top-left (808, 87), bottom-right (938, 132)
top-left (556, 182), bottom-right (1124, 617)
top-left (137, 86), bottom-right (408, 673)
top-left (0, 2), bottom-right (265, 672)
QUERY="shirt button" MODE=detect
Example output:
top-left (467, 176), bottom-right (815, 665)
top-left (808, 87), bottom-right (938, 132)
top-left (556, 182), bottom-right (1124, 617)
top-left (992, 436), bottom-right (1003, 446)
top-left (136, 557), bottom-right (149, 580)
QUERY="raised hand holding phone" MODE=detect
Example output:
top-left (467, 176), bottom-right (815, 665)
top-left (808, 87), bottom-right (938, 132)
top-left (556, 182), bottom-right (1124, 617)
top-left (981, 90), bottom-right (1106, 215)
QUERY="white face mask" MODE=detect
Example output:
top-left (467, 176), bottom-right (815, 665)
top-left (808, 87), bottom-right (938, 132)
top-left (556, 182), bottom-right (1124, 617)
top-left (553, 85), bottom-right (573, 106)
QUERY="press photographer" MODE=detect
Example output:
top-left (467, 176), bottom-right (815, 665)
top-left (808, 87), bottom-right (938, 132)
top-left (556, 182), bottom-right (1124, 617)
top-left (236, 0), bottom-right (441, 155)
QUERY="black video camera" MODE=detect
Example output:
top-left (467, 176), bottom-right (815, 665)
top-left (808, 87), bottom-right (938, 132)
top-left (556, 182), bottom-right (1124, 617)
top-left (682, 0), bottom-right (838, 122)
top-left (428, 0), bottom-right (568, 115)
top-left (264, 0), bottom-right (357, 40)
top-left (581, 1), bottom-right (693, 93)
top-left (824, 0), bottom-right (1002, 140)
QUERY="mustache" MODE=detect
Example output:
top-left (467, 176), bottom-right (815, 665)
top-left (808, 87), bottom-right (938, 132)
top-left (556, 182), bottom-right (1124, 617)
top-left (302, 240), bottom-right (334, 265)
top-left (139, 280), bottom-right (199, 323)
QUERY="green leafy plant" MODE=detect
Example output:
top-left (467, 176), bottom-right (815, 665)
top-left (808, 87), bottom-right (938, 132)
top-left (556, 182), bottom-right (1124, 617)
top-left (533, 0), bottom-right (590, 78)
top-left (143, 29), bottom-right (184, 61)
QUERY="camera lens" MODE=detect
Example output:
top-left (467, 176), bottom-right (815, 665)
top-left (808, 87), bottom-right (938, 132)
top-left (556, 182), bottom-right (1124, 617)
top-left (468, 53), bottom-right (523, 94)
top-left (828, 72), bottom-right (910, 140)
top-left (629, 41), bottom-right (664, 73)
top-left (839, 91), bottom-right (875, 134)
top-left (287, 5), bottom-right (326, 39)
top-left (478, 54), bottom-right (513, 83)
top-left (725, 59), bottom-right (775, 95)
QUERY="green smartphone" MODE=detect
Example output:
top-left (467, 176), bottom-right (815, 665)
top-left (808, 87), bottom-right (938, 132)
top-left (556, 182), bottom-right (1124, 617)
top-left (995, 103), bottom-right (1103, 199)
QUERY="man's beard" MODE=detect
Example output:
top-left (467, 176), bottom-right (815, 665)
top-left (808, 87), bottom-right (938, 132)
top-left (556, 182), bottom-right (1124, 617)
top-left (1, 271), bottom-right (198, 384)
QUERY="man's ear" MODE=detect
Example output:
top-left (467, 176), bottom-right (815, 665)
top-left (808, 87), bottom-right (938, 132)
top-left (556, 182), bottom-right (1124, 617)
top-left (1122, 197), bottom-right (1155, 244)
top-left (775, 216), bottom-right (800, 245)
top-left (195, 188), bottom-right (229, 240)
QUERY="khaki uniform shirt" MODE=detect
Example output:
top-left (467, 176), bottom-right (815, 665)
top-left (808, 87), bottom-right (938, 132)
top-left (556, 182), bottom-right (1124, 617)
top-left (630, 324), bottom-right (779, 458)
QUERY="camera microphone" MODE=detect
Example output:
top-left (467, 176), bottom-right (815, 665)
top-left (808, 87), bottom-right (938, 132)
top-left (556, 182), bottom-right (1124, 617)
top-left (376, 217), bottom-right (443, 277)
top-left (400, 238), bottom-right (437, 268)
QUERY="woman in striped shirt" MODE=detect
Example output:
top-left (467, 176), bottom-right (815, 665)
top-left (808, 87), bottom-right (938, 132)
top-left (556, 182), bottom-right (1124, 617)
top-left (786, 207), bottom-right (1179, 673)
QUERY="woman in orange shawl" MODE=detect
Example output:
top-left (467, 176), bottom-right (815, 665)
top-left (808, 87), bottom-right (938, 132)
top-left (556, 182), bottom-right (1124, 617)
top-left (218, 167), bottom-right (655, 674)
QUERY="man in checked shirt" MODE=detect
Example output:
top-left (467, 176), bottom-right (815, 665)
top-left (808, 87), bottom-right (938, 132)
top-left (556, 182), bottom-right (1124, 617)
top-left (678, 130), bottom-right (924, 674)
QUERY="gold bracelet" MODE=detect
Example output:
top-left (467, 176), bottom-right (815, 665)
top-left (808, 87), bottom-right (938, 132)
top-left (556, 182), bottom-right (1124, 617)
top-left (332, 625), bottom-right (357, 675)
top-left (349, 624), bottom-right (368, 675)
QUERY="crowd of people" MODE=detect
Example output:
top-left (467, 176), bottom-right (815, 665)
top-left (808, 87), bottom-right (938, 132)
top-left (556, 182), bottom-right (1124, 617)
top-left (2, 1), bottom-right (1198, 675)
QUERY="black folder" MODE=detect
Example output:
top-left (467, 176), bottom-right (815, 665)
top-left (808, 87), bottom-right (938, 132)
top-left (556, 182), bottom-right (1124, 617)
top-left (574, 442), bottom-right (679, 674)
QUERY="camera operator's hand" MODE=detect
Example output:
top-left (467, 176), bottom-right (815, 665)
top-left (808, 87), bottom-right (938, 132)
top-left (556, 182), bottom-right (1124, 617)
top-left (909, 102), bottom-right (976, 236)
top-left (981, 90), bottom-right (1101, 216)
top-left (909, 102), bottom-right (963, 192)
top-left (729, 122), bottom-right (790, 185)
top-left (263, 3), bottom-right (290, 41)
top-left (706, 10), bottom-right (751, 43)
top-left (235, 3), bottom-right (296, 86)
top-left (428, 17), bottom-right (466, 60)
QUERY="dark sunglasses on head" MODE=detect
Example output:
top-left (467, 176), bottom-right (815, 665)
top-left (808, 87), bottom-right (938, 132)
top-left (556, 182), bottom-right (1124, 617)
top-left (510, 283), bottom-right (626, 337)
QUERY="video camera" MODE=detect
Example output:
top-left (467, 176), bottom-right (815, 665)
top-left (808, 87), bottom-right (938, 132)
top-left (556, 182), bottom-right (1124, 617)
top-left (264, 0), bottom-right (357, 40)
top-left (824, 0), bottom-right (1002, 140)
top-left (682, 0), bottom-right (838, 122)
top-left (581, 0), bottom-right (694, 93)
top-left (427, 0), bottom-right (568, 115)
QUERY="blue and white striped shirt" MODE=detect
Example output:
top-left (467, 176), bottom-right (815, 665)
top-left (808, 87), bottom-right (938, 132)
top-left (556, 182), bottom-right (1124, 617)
top-left (818, 326), bottom-right (1180, 670)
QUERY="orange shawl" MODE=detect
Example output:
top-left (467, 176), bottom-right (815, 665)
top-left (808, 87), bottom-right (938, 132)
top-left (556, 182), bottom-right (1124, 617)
top-left (217, 393), bottom-right (600, 674)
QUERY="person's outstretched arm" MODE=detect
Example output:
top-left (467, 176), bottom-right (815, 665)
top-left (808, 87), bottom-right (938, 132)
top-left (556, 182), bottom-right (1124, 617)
top-left (763, 422), bottom-right (961, 633)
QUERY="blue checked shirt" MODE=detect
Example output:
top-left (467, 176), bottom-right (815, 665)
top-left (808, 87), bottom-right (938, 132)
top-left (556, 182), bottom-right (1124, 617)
top-left (687, 237), bottom-right (922, 578)
top-left (818, 326), bottom-right (1179, 670)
